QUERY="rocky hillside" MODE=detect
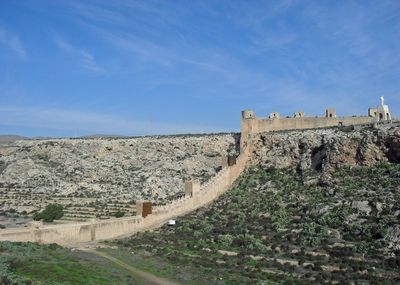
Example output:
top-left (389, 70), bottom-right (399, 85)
top-left (115, 125), bottom-right (400, 284)
top-left (0, 134), bottom-right (239, 219)
top-left (251, 124), bottom-right (400, 174)
top-left (0, 127), bottom-right (400, 285)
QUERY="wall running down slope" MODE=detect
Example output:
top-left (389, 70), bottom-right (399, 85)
top-left (1, 112), bottom-right (397, 246)
top-left (0, 134), bottom-right (238, 220)
top-left (0, 141), bottom-right (251, 246)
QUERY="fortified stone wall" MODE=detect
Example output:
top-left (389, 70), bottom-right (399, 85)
top-left (0, 141), bottom-right (251, 246)
top-left (240, 111), bottom-right (379, 149)
top-left (0, 134), bottom-right (239, 221)
top-left (2, 107), bottom-right (393, 246)
top-left (0, 215), bottom-right (143, 245)
top-left (251, 116), bottom-right (375, 133)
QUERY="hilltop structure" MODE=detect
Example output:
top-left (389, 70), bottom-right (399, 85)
top-left (0, 97), bottom-right (396, 246)
top-left (241, 97), bottom-right (393, 149)
top-left (368, 96), bottom-right (392, 121)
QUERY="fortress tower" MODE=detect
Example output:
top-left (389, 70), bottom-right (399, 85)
top-left (240, 97), bottom-right (394, 145)
top-left (240, 110), bottom-right (255, 150)
top-left (368, 96), bottom-right (392, 121)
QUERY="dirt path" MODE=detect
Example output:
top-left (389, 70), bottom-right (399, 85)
top-left (84, 249), bottom-right (181, 285)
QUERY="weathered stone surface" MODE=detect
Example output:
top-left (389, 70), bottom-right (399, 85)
top-left (250, 125), bottom-right (400, 173)
top-left (351, 201), bottom-right (372, 215)
top-left (0, 134), bottom-right (239, 215)
top-left (386, 225), bottom-right (400, 252)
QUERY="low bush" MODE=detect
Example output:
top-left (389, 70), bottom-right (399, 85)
top-left (33, 204), bottom-right (63, 222)
top-left (114, 210), bottom-right (125, 218)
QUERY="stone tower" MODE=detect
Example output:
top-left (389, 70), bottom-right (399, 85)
top-left (240, 110), bottom-right (255, 151)
top-left (369, 97), bottom-right (391, 121)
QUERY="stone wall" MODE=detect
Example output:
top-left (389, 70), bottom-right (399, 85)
top-left (1, 109), bottom-right (395, 246)
top-left (0, 134), bottom-right (238, 221)
top-left (241, 114), bottom-right (377, 149)
top-left (0, 216), bottom-right (144, 245)
top-left (0, 142), bottom-right (250, 246)
top-left (253, 116), bottom-right (375, 133)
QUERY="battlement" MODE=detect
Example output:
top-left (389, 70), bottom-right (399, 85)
top-left (241, 110), bottom-right (255, 119)
top-left (240, 98), bottom-right (393, 149)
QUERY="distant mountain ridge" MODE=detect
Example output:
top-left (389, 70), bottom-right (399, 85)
top-left (0, 135), bottom-right (29, 145)
top-left (79, 134), bottom-right (126, 139)
top-left (0, 134), bottom-right (124, 144)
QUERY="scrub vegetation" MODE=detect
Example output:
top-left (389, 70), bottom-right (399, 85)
top-left (1, 163), bottom-right (399, 284)
top-left (114, 163), bottom-right (400, 284)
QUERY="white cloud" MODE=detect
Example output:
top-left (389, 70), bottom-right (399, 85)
top-left (54, 1), bottom-right (399, 116)
top-left (0, 27), bottom-right (26, 58)
top-left (54, 34), bottom-right (104, 73)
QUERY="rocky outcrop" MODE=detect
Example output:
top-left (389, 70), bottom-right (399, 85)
top-left (1, 124), bottom-right (399, 220)
top-left (0, 134), bottom-right (239, 216)
top-left (250, 125), bottom-right (400, 174)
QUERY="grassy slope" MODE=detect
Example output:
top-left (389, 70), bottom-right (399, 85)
top-left (0, 242), bottom-right (149, 285)
top-left (112, 163), bottom-right (400, 285)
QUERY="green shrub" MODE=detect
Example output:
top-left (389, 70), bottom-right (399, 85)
top-left (33, 204), bottom-right (63, 222)
top-left (218, 234), bottom-right (234, 248)
top-left (301, 222), bottom-right (329, 247)
top-left (319, 205), bottom-right (353, 228)
top-left (114, 211), bottom-right (125, 218)
top-left (352, 241), bottom-right (371, 255)
top-left (271, 208), bottom-right (290, 230)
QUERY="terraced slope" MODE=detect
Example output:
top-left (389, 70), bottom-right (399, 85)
top-left (114, 163), bottom-right (400, 284)
top-left (0, 134), bottom-right (238, 221)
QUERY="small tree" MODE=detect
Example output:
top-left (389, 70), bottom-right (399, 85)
top-left (33, 204), bottom-right (64, 222)
top-left (114, 210), bottom-right (125, 218)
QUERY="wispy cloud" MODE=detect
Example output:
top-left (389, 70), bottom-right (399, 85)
top-left (93, 28), bottom-right (173, 66)
top-left (0, 27), bottom-right (26, 58)
top-left (0, 106), bottom-right (223, 136)
top-left (64, 1), bottom-right (129, 25)
top-left (81, 21), bottom-right (270, 85)
top-left (54, 34), bottom-right (104, 73)
top-left (4, 0), bottom-right (396, 127)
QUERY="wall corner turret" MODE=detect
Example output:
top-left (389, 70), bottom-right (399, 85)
top-left (325, 108), bottom-right (336, 118)
top-left (241, 109), bottom-right (255, 120)
top-left (185, 180), bottom-right (201, 197)
top-left (136, 201), bottom-right (152, 218)
top-left (240, 110), bottom-right (255, 151)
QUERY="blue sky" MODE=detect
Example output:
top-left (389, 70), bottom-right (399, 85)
top-left (0, 0), bottom-right (399, 137)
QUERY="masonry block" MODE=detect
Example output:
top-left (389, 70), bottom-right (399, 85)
top-left (368, 108), bottom-right (378, 117)
top-left (241, 110), bottom-right (255, 119)
top-left (185, 180), bottom-right (201, 197)
top-left (228, 155), bottom-right (237, 166)
top-left (136, 201), bottom-right (152, 218)
top-left (221, 155), bottom-right (229, 168)
top-left (293, 111), bottom-right (305, 118)
top-left (325, 108), bottom-right (336, 118)
top-left (269, 112), bottom-right (280, 119)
